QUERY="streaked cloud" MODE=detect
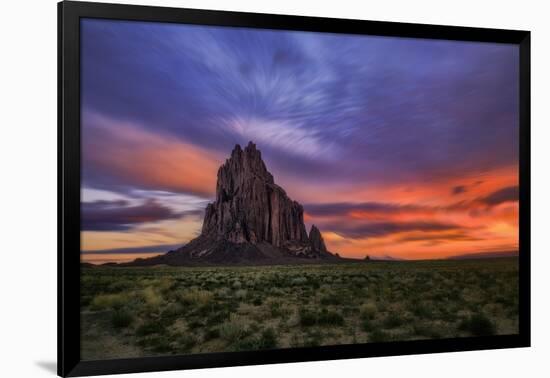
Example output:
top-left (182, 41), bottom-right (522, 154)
top-left (82, 112), bottom-right (222, 197)
top-left (322, 220), bottom-right (462, 239)
top-left (223, 116), bottom-right (337, 159)
top-left (82, 199), bottom-right (189, 231)
top-left (81, 243), bottom-right (182, 255)
top-left (79, 19), bottom-right (520, 261)
top-left (452, 185), bottom-right (467, 195)
top-left (305, 202), bottom-right (427, 217)
top-left (478, 185), bottom-right (519, 206)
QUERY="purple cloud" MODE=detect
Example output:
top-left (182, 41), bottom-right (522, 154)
top-left (81, 19), bottom-right (519, 193)
top-left (479, 186), bottom-right (519, 206)
top-left (82, 199), bottom-right (200, 231)
top-left (452, 185), bottom-right (467, 195)
top-left (322, 220), bottom-right (462, 239)
top-left (304, 202), bottom-right (426, 216)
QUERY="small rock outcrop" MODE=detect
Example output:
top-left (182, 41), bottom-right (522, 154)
top-left (309, 225), bottom-right (328, 254)
top-left (126, 142), bottom-right (339, 266)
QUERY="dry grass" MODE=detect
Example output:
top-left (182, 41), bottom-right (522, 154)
top-left (81, 258), bottom-right (519, 360)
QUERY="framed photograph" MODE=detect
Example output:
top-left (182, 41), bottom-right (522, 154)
top-left (58, 1), bottom-right (530, 376)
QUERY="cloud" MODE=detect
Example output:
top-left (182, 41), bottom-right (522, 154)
top-left (478, 186), bottom-right (519, 206)
top-left (452, 185), bottom-right (467, 195)
top-left (79, 20), bottom-right (520, 260)
top-left (304, 183), bottom-right (520, 221)
top-left (223, 116), bottom-right (336, 160)
top-left (82, 199), bottom-right (200, 231)
top-left (304, 201), bottom-right (426, 217)
top-left (451, 180), bottom-right (485, 196)
top-left (82, 112), bottom-right (222, 197)
top-left (397, 232), bottom-right (482, 243)
top-left (323, 220), bottom-right (461, 239)
top-left (81, 243), bottom-right (182, 254)
top-left (81, 19), bottom-right (519, 189)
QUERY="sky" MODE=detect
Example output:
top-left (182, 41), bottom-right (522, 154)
top-left (80, 18), bottom-right (519, 263)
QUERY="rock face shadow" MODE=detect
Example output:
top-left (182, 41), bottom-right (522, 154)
top-left (35, 361), bottom-right (57, 374)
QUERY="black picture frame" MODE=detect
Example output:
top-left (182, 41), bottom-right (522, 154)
top-left (58, 1), bottom-right (531, 376)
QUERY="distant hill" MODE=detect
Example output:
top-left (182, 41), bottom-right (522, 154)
top-left (368, 255), bottom-right (405, 261)
top-left (447, 250), bottom-right (518, 260)
top-left (124, 142), bottom-right (341, 267)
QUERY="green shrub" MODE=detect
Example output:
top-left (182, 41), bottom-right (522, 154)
top-left (258, 328), bottom-right (278, 349)
top-left (235, 289), bottom-right (248, 299)
top-left (220, 314), bottom-right (250, 342)
top-left (320, 293), bottom-right (343, 305)
top-left (362, 319), bottom-right (374, 332)
top-left (179, 288), bottom-right (213, 306)
top-left (137, 335), bottom-right (172, 353)
top-left (291, 277), bottom-right (308, 286)
top-left (318, 309), bottom-right (344, 326)
top-left (177, 334), bottom-right (198, 352)
top-left (304, 335), bottom-right (322, 347)
top-left (188, 320), bottom-right (204, 330)
top-left (299, 309), bottom-right (344, 326)
top-left (136, 320), bottom-right (165, 336)
top-left (157, 277), bottom-right (175, 293)
top-left (235, 327), bottom-right (279, 351)
top-left (203, 327), bottom-right (220, 341)
top-left (252, 297), bottom-right (263, 306)
top-left (360, 302), bottom-right (377, 319)
top-left (382, 313), bottom-right (403, 329)
top-left (458, 313), bottom-right (496, 336)
top-left (369, 329), bottom-right (391, 343)
top-left (141, 287), bottom-right (163, 308)
top-left (232, 281), bottom-right (242, 290)
top-left (299, 309), bottom-right (317, 327)
top-left (90, 293), bottom-right (126, 310)
top-left (413, 323), bottom-right (442, 338)
top-left (161, 303), bottom-right (185, 319)
top-left (111, 309), bottom-right (134, 329)
top-left (267, 300), bottom-right (285, 317)
top-left (206, 310), bottom-right (230, 326)
top-left (108, 280), bottom-right (133, 293)
top-left (411, 301), bottom-right (433, 319)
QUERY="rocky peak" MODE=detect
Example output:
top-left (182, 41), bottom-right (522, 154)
top-left (215, 142), bottom-right (275, 203)
top-left (309, 224), bottom-right (328, 253)
top-left (202, 142), bottom-right (308, 246)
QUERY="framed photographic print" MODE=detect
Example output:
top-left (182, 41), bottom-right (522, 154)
top-left (58, 1), bottom-right (530, 376)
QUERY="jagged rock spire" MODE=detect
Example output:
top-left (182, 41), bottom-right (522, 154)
top-left (201, 142), bottom-right (309, 246)
top-left (309, 224), bottom-right (328, 253)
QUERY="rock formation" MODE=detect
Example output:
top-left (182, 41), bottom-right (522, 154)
top-left (126, 142), bottom-right (339, 266)
top-left (201, 142), bottom-right (309, 246)
top-left (309, 225), bottom-right (328, 254)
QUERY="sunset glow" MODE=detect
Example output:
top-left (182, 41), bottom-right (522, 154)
top-left (80, 19), bottom-right (519, 262)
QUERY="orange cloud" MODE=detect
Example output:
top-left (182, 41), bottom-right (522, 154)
top-left (83, 114), bottom-right (223, 197)
top-left (81, 115), bottom-right (519, 261)
top-left (304, 165), bottom-right (519, 260)
top-left (82, 252), bottom-right (163, 264)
